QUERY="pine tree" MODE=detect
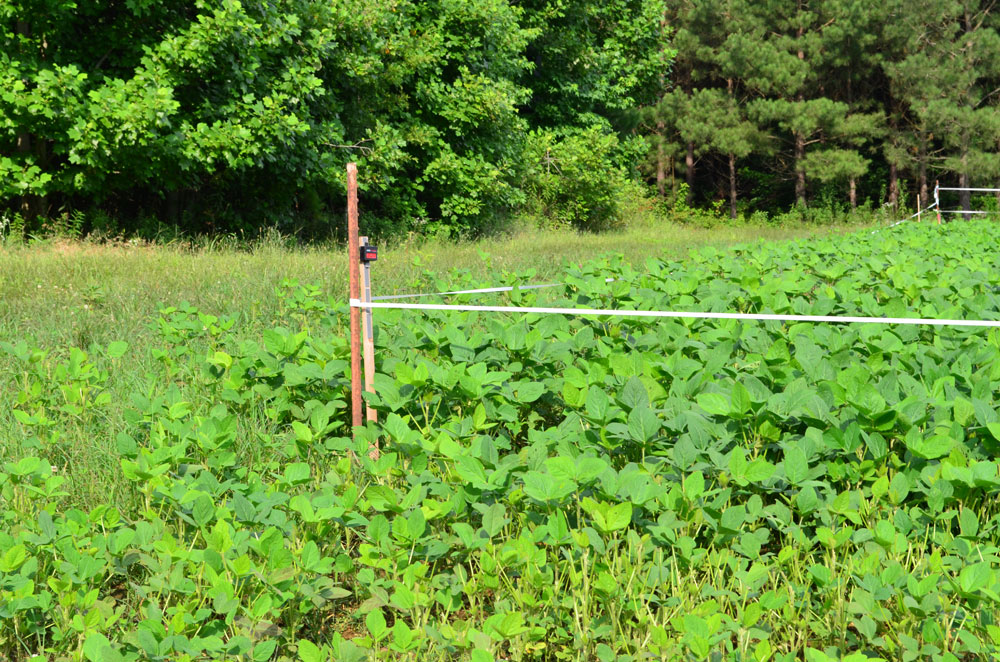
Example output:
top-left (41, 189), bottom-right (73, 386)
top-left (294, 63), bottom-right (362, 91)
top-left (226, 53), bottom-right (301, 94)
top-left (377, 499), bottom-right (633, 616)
top-left (648, 0), bottom-right (777, 213)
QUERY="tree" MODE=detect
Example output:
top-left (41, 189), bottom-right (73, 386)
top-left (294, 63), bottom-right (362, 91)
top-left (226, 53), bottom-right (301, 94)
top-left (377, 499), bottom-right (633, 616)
top-left (516, 0), bottom-right (670, 128)
top-left (516, 0), bottom-right (673, 228)
top-left (920, 2), bottom-right (1000, 217)
top-left (813, 0), bottom-right (892, 207)
top-left (0, 0), bottom-right (537, 235)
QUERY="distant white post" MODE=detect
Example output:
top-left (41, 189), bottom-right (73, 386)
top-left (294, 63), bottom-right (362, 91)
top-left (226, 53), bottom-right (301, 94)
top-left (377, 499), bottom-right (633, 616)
top-left (934, 181), bottom-right (941, 225)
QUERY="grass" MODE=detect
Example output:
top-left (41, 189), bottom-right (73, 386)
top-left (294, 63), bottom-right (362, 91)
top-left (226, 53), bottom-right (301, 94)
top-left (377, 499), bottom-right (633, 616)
top-left (0, 216), bottom-right (860, 511)
top-left (0, 214), bottom-right (863, 502)
top-left (0, 217), bottom-right (857, 350)
top-left (3, 212), bottom-right (992, 662)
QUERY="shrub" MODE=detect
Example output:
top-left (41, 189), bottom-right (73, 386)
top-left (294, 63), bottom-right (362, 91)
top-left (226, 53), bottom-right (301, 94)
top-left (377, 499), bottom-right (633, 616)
top-left (523, 126), bottom-right (633, 231)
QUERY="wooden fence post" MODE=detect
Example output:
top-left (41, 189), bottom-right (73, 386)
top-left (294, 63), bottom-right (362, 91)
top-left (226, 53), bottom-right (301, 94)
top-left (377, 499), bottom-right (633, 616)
top-left (347, 164), bottom-right (363, 439)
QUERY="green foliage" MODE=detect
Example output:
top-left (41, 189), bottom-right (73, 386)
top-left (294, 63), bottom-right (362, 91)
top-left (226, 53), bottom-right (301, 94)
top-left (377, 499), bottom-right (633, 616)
top-left (4, 221), bottom-right (1000, 659)
top-left (0, 1), bottom-right (528, 234)
top-left (349, 0), bottom-right (536, 235)
top-left (9, 0), bottom-right (1000, 230)
top-left (649, 0), bottom-right (1000, 217)
top-left (519, 0), bottom-right (671, 126)
top-left (523, 126), bottom-right (634, 230)
top-left (750, 96), bottom-right (884, 183)
top-left (0, 0), bottom-right (669, 237)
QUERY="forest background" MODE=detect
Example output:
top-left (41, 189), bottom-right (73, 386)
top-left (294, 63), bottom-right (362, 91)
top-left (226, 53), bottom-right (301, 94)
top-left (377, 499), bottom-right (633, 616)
top-left (3, 0), bottom-right (1000, 239)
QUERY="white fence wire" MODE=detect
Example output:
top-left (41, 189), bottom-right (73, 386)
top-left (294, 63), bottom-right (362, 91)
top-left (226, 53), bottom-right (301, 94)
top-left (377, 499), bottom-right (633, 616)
top-left (358, 189), bottom-right (1000, 328)
top-left (350, 298), bottom-right (1000, 328)
top-left (372, 278), bottom-right (616, 301)
top-left (875, 201), bottom-right (938, 232)
top-left (935, 184), bottom-right (1000, 218)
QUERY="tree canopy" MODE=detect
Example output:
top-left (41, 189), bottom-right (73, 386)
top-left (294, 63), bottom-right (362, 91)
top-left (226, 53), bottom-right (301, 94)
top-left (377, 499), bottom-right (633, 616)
top-left (4, 1), bottom-right (1000, 235)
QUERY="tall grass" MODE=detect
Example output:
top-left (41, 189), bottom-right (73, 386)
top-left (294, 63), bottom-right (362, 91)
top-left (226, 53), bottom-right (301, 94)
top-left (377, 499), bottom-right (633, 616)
top-left (0, 214), bottom-right (861, 509)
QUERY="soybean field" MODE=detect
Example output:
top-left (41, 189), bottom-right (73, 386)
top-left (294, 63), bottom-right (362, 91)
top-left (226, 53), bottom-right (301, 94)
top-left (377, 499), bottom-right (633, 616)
top-left (4, 221), bottom-right (1000, 661)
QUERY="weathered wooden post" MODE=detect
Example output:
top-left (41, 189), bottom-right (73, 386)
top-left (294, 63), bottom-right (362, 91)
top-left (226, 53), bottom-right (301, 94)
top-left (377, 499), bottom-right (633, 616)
top-left (347, 164), bottom-right (363, 436)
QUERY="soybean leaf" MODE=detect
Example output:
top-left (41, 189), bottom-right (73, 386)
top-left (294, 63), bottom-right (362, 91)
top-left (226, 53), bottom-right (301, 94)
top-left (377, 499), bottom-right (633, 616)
top-left (783, 446), bottom-right (809, 485)
top-left (627, 406), bottom-right (660, 443)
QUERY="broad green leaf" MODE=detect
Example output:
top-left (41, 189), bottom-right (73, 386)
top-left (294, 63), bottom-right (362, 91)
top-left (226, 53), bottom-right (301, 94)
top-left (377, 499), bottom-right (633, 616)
top-left (954, 397), bottom-right (975, 426)
top-left (745, 459), bottom-right (775, 483)
top-left (192, 495), bottom-right (215, 528)
top-left (284, 462), bottom-right (311, 484)
top-left (870, 475), bottom-right (889, 501)
top-left (366, 608), bottom-right (388, 640)
top-left (9, 457), bottom-right (40, 476)
top-left (720, 506), bottom-right (745, 532)
top-left (960, 563), bottom-right (991, 594)
top-left (959, 508), bottom-right (980, 538)
top-left (586, 386), bottom-right (610, 421)
top-left (298, 640), bottom-right (324, 662)
top-left (482, 503), bottom-right (508, 537)
top-left (83, 634), bottom-right (120, 662)
top-left (455, 455), bottom-right (489, 488)
top-left (729, 446), bottom-right (747, 480)
top-left (0, 544), bottom-right (27, 572)
top-left (514, 381), bottom-right (545, 403)
top-left (620, 377), bottom-right (649, 410)
top-left (252, 640), bottom-right (277, 662)
top-left (696, 392), bottom-right (730, 416)
top-left (987, 422), bottom-right (1000, 442)
top-left (603, 502), bottom-right (632, 532)
top-left (783, 446), bottom-right (809, 485)
top-left (731, 381), bottom-right (752, 416)
top-left (684, 471), bottom-right (705, 501)
top-left (627, 406), bottom-right (660, 443)
top-left (107, 341), bottom-right (129, 358)
top-left (905, 434), bottom-right (952, 460)
top-left (888, 473), bottom-right (910, 505)
top-left (393, 620), bottom-right (414, 649)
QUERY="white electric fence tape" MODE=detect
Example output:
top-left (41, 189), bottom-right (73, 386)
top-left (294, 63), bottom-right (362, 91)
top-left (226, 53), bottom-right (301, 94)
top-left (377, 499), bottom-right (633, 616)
top-left (876, 202), bottom-right (938, 232)
top-left (349, 298), bottom-right (1000, 328)
top-left (937, 187), bottom-right (1000, 193)
top-left (372, 277), bottom-right (617, 301)
top-left (938, 210), bottom-right (1000, 215)
top-left (364, 205), bottom-right (1000, 327)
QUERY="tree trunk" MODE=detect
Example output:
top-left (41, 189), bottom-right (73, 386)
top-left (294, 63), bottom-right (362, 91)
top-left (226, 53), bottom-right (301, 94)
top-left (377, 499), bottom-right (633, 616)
top-left (918, 136), bottom-right (928, 205)
top-left (728, 152), bottom-right (737, 219)
top-left (794, 132), bottom-right (806, 207)
top-left (16, 132), bottom-right (32, 219)
top-left (849, 177), bottom-right (857, 210)
top-left (888, 163), bottom-right (898, 209)
top-left (656, 124), bottom-right (666, 197)
top-left (959, 167), bottom-right (971, 221)
top-left (960, 13), bottom-right (973, 222)
top-left (795, 21), bottom-right (806, 208)
top-left (167, 190), bottom-right (181, 225)
top-left (685, 141), bottom-right (695, 206)
top-left (670, 156), bottom-right (676, 199)
top-left (15, 20), bottom-right (35, 219)
top-left (725, 77), bottom-right (738, 219)
top-left (656, 6), bottom-right (668, 200)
